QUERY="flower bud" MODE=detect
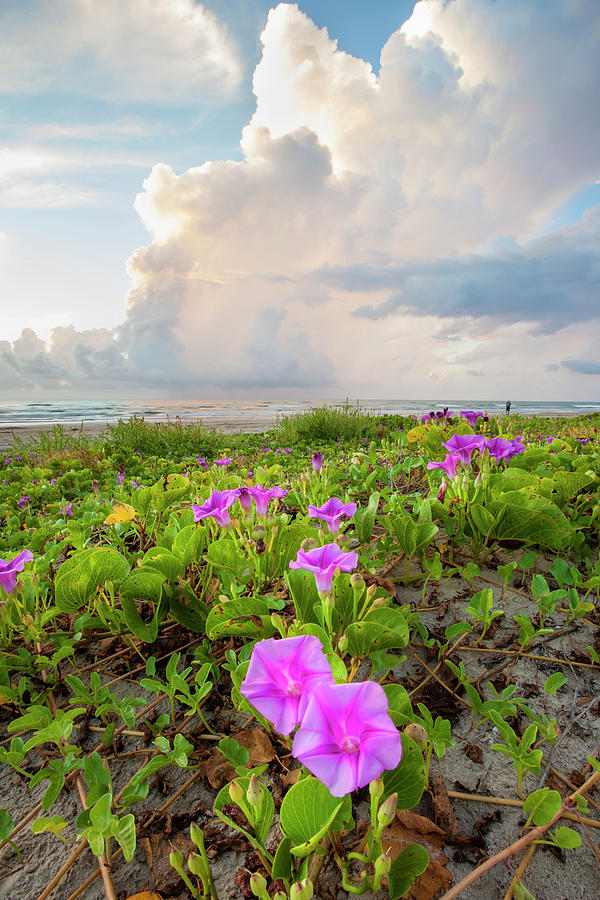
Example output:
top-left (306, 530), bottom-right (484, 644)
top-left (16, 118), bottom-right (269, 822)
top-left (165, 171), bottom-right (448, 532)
top-left (374, 849), bottom-right (392, 879)
top-left (337, 633), bottom-right (348, 654)
top-left (474, 472), bottom-right (482, 488)
top-left (290, 879), bottom-right (314, 900)
top-left (301, 537), bottom-right (319, 552)
top-left (366, 583), bottom-right (377, 601)
top-left (437, 479), bottom-right (448, 504)
top-left (369, 776), bottom-right (384, 800)
top-left (377, 793), bottom-right (398, 827)
top-left (228, 781), bottom-right (244, 805)
top-left (403, 722), bottom-right (428, 750)
top-left (311, 451), bottom-right (323, 473)
top-left (22, 614), bottom-right (34, 626)
top-left (371, 595), bottom-right (386, 609)
top-left (273, 893), bottom-right (287, 900)
top-left (249, 872), bottom-right (268, 898)
top-left (247, 773), bottom-right (262, 807)
top-left (169, 849), bottom-right (184, 871)
top-left (188, 852), bottom-right (208, 877)
top-left (252, 525), bottom-right (266, 540)
top-left (319, 591), bottom-right (335, 611)
top-left (350, 572), bottom-right (365, 589)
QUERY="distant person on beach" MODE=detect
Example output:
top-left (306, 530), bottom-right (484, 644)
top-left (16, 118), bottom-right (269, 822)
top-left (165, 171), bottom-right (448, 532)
top-left (505, 401), bottom-right (511, 414)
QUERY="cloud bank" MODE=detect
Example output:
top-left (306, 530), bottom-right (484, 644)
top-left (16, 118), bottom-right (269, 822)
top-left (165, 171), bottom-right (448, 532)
top-left (4, 1), bottom-right (600, 396)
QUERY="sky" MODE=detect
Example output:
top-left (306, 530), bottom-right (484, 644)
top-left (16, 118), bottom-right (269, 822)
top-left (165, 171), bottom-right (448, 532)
top-left (1, 0), bottom-right (599, 400)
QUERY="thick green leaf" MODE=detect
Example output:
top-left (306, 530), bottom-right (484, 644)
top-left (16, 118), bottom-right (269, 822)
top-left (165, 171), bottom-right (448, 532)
top-left (286, 569), bottom-right (321, 625)
top-left (345, 607), bottom-right (410, 656)
top-left (205, 597), bottom-right (275, 640)
top-left (382, 735), bottom-right (426, 808)
top-left (279, 776), bottom-right (352, 855)
top-left (387, 844), bottom-right (429, 900)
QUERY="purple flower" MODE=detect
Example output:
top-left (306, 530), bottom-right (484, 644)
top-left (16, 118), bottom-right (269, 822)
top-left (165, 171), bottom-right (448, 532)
top-left (238, 486), bottom-right (253, 513)
top-left (132, 480), bottom-right (139, 489)
top-left (17, 495), bottom-right (30, 508)
top-left (0, 549), bottom-right (34, 594)
top-left (116, 470), bottom-right (125, 486)
top-left (246, 484), bottom-right (288, 517)
top-left (60, 502), bottom-right (73, 517)
top-left (215, 457), bottom-right (233, 468)
top-left (308, 497), bottom-right (358, 534)
top-left (484, 437), bottom-right (525, 461)
top-left (426, 453), bottom-right (462, 479)
top-left (441, 434), bottom-right (485, 464)
top-left (289, 543), bottom-right (358, 593)
top-left (460, 411), bottom-right (484, 429)
top-left (192, 489), bottom-right (240, 527)
top-left (196, 457), bottom-right (209, 471)
top-left (240, 636), bottom-right (335, 735)
top-left (292, 681), bottom-right (402, 797)
top-left (91, 480), bottom-right (100, 494)
top-left (311, 451), bottom-right (323, 473)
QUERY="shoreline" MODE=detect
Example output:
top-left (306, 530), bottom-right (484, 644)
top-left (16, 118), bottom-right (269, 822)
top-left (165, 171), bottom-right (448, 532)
top-left (0, 408), bottom-right (593, 452)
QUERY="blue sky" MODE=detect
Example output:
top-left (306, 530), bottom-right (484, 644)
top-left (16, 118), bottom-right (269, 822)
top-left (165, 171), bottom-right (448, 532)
top-left (1, 0), bottom-right (599, 398)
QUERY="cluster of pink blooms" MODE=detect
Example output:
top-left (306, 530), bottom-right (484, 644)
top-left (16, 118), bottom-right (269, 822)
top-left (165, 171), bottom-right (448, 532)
top-left (427, 433), bottom-right (526, 480)
top-left (192, 485), bottom-right (288, 526)
top-left (241, 635), bottom-right (402, 797)
top-left (0, 549), bottom-right (33, 593)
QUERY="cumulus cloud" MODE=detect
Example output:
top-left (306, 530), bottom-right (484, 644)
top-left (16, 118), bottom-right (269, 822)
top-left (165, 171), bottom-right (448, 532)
top-left (0, 0), bottom-right (241, 103)
top-left (115, 2), bottom-right (600, 395)
top-left (0, 327), bottom-right (130, 390)
top-left (6, 1), bottom-right (599, 396)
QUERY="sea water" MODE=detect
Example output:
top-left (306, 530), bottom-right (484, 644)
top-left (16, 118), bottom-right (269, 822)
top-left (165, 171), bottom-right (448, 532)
top-left (0, 398), bottom-right (599, 430)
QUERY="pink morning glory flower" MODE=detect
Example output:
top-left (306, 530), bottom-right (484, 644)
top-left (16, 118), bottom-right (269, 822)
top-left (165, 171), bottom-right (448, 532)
top-left (289, 543), bottom-right (358, 593)
top-left (0, 549), bottom-right (34, 594)
top-left (308, 498), bottom-right (358, 534)
top-left (240, 636), bottom-right (335, 735)
top-left (292, 681), bottom-right (403, 797)
top-left (17, 495), bottom-right (30, 508)
top-left (427, 452), bottom-right (462, 479)
top-left (215, 457), bottom-right (233, 468)
top-left (311, 451), bottom-right (323, 473)
top-left (238, 486), bottom-right (253, 513)
top-left (60, 502), bottom-right (73, 517)
top-left (195, 457), bottom-right (209, 470)
top-left (441, 434), bottom-right (485, 464)
top-left (192, 489), bottom-right (240, 527)
top-left (484, 437), bottom-right (525, 461)
top-left (116, 470), bottom-right (125, 486)
top-left (246, 485), bottom-right (288, 517)
top-left (460, 411), bottom-right (484, 428)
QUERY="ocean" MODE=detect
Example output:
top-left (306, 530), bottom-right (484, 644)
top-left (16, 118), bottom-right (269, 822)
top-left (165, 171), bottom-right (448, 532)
top-left (0, 398), bottom-right (599, 431)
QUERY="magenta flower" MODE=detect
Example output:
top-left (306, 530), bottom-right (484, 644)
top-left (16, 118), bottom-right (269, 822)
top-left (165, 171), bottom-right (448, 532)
top-left (292, 681), bottom-right (402, 797)
top-left (17, 495), bottom-right (30, 508)
top-left (311, 451), bottom-right (323, 473)
top-left (246, 484), bottom-right (288, 517)
top-left (441, 434), bottom-right (485, 464)
top-left (0, 549), bottom-right (34, 593)
top-left (116, 470), bottom-right (125, 486)
top-left (240, 636), bottom-right (335, 735)
top-left (426, 452), bottom-right (462, 479)
top-left (289, 543), bottom-right (358, 593)
top-left (215, 457), bottom-right (233, 468)
top-left (60, 502), bottom-right (73, 517)
top-left (308, 497), bottom-right (358, 534)
top-left (238, 486), bottom-right (253, 513)
top-left (484, 437), bottom-right (525, 461)
top-left (460, 411), bottom-right (483, 429)
top-left (195, 457), bottom-right (209, 470)
top-left (192, 489), bottom-right (240, 526)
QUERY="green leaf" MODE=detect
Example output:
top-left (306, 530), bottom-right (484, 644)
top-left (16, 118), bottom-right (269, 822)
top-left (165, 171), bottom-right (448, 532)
top-left (142, 548), bottom-right (185, 582)
top-left (346, 607), bottom-right (410, 656)
top-left (553, 826), bottom-right (581, 849)
top-left (354, 492), bottom-right (380, 543)
top-left (89, 792), bottom-right (113, 832)
top-left (205, 596), bottom-right (275, 640)
top-left (387, 843), bottom-right (430, 900)
top-left (287, 569), bottom-right (321, 625)
top-left (206, 538), bottom-right (248, 581)
top-left (543, 673), bottom-right (567, 695)
top-left (523, 788), bottom-right (562, 826)
top-left (383, 684), bottom-right (413, 728)
top-left (382, 735), bottom-right (426, 808)
top-left (279, 776), bottom-right (352, 855)
top-left (214, 774), bottom-right (274, 847)
top-left (0, 809), bottom-right (14, 841)
top-left (271, 836), bottom-right (294, 881)
top-left (172, 524), bottom-right (206, 567)
top-left (31, 815), bottom-right (70, 838)
top-left (113, 813), bottom-right (137, 861)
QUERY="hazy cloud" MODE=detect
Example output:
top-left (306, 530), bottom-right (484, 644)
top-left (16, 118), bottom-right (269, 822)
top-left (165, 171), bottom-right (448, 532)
top-left (0, 0), bottom-right (241, 103)
top-left (562, 360), bottom-right (600, 375)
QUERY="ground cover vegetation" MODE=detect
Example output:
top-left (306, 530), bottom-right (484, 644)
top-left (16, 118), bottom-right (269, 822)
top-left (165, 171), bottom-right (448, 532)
top-left (0, 407), bottom-right (600, 900)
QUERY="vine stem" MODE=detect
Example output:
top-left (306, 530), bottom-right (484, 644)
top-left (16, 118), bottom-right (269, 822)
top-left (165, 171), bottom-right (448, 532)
top-left (437, 804), bottom-right (564, 900)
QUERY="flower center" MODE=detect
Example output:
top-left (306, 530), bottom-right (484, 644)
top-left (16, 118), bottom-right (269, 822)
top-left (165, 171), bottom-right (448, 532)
top-left (285, 679), bottom-right (302, 697)
top-left (340, 735), bottom-right (361, 754)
